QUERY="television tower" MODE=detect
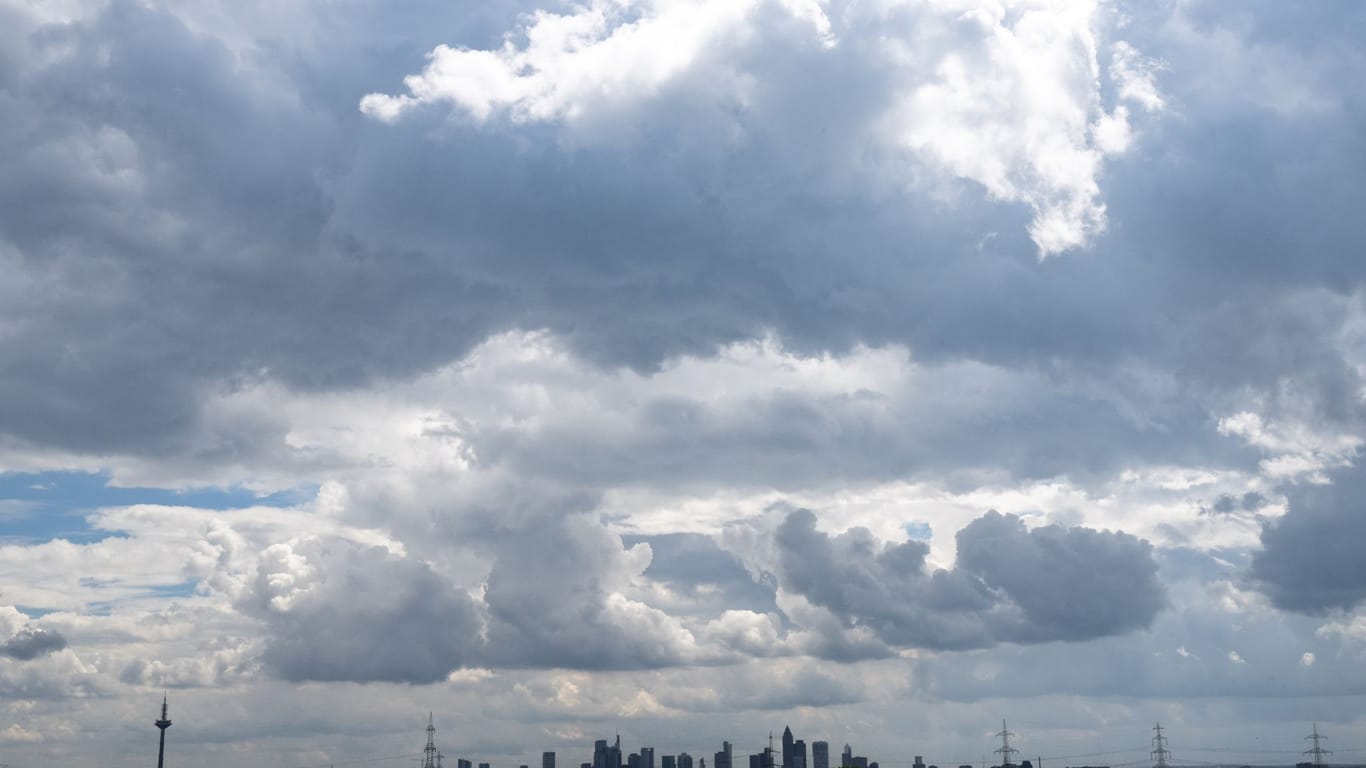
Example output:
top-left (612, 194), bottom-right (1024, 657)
top-left (994, 721), bottom-right (1018, 768)
top-left (423, 713), bottom-right (438, 768)
top-left (154, 694), bottom-right (172, 768)
top-left (1151, 723), bottom-right (1171, 768)
top-left (1305, 724), bottom-right (1331, 768)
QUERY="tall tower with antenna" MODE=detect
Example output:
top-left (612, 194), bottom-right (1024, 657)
top-left (1151, 723), bottom-right (1171, 768)
top-left (423, 713), bottom-right (439, 768)
top-left (994, 721), bottom-right (1018, 768)
top-left (154, 694), bottom-right (172, 768)
top-left (1305, 724), bottom-right (1332, 768)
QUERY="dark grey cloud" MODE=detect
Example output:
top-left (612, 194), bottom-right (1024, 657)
top-left (775, 509), bottom-right (1164, 649)
top-left (0, 626), bottom-right (68, 660)
top-left (1251, 462), bottom-right (1366, 613)
top-left (628, 533), bottom-right (779, 617)
top-left (917, 548), bottom-right (1356, 702)
top-left (244, 538), bottom-right (483, 683)
top-left (0, 0), bottom-right (1363, 497)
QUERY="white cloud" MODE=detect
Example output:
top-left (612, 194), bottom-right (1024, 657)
top-left (359, 0), bottom-right (831, 124)
top-left (362, 0), bottom-right (1162, 255)
top-left (1218, 410), bottom-right (1362, 483)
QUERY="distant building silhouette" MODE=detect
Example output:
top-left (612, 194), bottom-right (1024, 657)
top-left (544, 752), bottom-right (556, 768)
top-left (664, 755), bottom-right (677, 768)
top-left (679, 753), bottom-right (694, 768)
top-left (783, 727), bottom-right (796, 768)
top-left (643, 747), bottom-right (656, 768)
top-left (812, 742), bottom-right (829, 768)
top-left (715, 742), bottom-right (733, 768)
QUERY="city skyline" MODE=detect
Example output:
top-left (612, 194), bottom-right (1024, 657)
top-left (347, 715), bottom-right (1360, 768)
top-left (3, 1), bottom-right (1366, 767)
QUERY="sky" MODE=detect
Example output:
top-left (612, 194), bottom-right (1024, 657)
top-left (1, 0), bottom-right (1366, 766)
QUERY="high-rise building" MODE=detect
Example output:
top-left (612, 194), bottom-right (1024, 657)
top-left (812, 743), bottom-right (828, 768)
top-left (715, 741), bottom-right (733, 768)
top-left (794, 740), bottom-right (806, 768)
top-left (679, 753), bottom-right (694, 768)
top-left (596, 740), bottom-right (612, 768)
top-left (914, 757), bottom-right (925, 768)
top-left (783, 727), bottom-right (796, 768)
top-left (458, 759), bottom-right (473, 768)
top-left (643, 747), bottom-right (656, 768)
top-left (629, 753), bottom-right (641, 768)
top-left (664, 756), bottom-right (677, 768)
top-left (750, 755), bottom-right (765, 768)
top-left (841, 746), bottom-right (853, 768)
top-left (545, 752), bottom-right (556, 768)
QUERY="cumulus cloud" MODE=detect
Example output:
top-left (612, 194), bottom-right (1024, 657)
top-left (0, 627), bottom-right (68, 661)
top-left (360, 0), bottom-right (833, 123)
top-left (362, 0), bottom-right (1161, 255)
top-left (238, 537), bottom-right (484, 683)
top-left (482, 513), bottom-right (707, 669)
top-left (774, 509), bottom-right (1164, 649)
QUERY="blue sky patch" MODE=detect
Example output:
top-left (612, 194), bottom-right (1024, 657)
top-left (0, 470), bottom-right (311, 545)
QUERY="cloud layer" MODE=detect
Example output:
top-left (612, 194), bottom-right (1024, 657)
top-left (3, 0), bottom-right (1366, 766)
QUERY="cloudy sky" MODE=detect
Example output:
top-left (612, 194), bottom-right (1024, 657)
top-left (2, 0), bottom-right (1366, 766)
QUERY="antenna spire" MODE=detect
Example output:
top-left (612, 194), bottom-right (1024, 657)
top-left (154, 695), bottom-right (173, 768)
top-left (1305, 723), bottom-right (1332, 768)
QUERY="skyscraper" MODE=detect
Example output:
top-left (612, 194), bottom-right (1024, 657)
top-left (841, 746), bottom-right (853, 768)
top-left (643, 747), bottom-right (656, 768)
top-left (783, 727), bottom-right (795, 768)
top-left (794, 740), bottom-right (806, 768)
top-left (595, 740), bottom-right (611, 768)
top-left (545, 752), bottom-right (557, 768)
top-left (664, 755), bottom-right (677, 768)
top-left (154, 695), bottom-right (172, 768)
top-left (679, 753), bottom-right (694, 768)
top-left (715, 741), bottom-right (733, 768)
top-left (812, 743), bottom-right (828, 768)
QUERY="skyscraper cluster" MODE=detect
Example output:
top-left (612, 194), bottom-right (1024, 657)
top-left (423, 722), bottom-right (876, 768)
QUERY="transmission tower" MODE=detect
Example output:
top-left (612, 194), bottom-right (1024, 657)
top-left (423, 714), bottom-right (439, 768)
top-left (1305, 724), bottom-right (1332, 768)
top-left (994, 721), bottom-right (1018, 768)
top-left (1151, 723), bottom-right (1171, 768)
